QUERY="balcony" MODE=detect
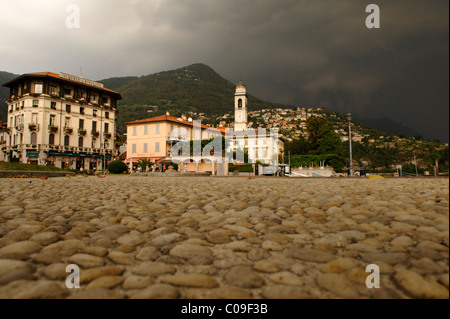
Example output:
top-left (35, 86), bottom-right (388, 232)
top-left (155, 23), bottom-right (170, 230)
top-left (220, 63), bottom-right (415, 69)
top-left (91, 130), bottom-right (100, 138)
top-left (28, 123), bottom-right (39, 131)
top-left (104, 132), bottom-right (112, 139)
top-left (64, 126), bottom-right (73, 134)
top-left (15, 124), bottom-right (24, 132)
top-left (78, 129), bottom-right (87, 136)
top-left (48, 125), bottom-right (59, 133)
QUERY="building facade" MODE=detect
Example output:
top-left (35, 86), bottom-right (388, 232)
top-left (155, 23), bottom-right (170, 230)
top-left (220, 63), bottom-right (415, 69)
top-left (125, 112), bottom-right (225, 172)
top-left (1, 72), bottom-right (121, 169)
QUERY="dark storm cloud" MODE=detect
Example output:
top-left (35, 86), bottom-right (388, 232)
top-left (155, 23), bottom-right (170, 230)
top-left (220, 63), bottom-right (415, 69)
top-left (0, 0), bottom-right (448, 140)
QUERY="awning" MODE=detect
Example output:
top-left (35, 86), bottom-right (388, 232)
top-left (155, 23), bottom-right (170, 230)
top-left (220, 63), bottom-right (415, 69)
top-left (26, 152), bottom-right (39, 157)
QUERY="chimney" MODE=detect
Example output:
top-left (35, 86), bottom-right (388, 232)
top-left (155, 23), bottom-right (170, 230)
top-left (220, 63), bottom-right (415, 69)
top-left (166, 111), bottom-right (170, 116)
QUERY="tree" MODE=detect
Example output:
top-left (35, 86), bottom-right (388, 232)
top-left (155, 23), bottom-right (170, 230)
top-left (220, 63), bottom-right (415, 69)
top-left (306, 117), bottom-right (343, 155)
top-left (107, 160), bottom-right (128, 174)
top-left (137, 158), bottom-right (153, 172)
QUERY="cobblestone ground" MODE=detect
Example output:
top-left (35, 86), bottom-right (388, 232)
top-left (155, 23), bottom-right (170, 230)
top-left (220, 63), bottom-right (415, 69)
top-left (0, 176), bottom-right (448, 299)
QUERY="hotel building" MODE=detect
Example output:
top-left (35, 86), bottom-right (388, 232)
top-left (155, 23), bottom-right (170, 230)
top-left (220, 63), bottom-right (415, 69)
top-left (1, 72), bottom-right (121, 169)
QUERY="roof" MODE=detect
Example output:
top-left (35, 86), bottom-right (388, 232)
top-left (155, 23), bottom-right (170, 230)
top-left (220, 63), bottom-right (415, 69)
top-left (2, 72), bottom-right (121, 98)
top-left (125, 114), bottom-right (226, 133)
top-left (237, 80), bottom-right (246, 88)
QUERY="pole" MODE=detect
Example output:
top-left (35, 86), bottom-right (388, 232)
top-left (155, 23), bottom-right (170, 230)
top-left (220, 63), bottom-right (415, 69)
top-left (348, 116), bottom-right (353, 177)
top-left (414, 155), bottom-right (418, 177)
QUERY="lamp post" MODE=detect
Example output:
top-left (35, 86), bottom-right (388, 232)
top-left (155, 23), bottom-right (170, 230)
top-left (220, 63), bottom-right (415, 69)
top-left (347, 113), bottom-right (353, 177)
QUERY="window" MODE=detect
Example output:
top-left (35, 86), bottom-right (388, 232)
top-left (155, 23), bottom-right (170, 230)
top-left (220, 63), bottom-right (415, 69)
top-left (93, 109), bottom-right (97, 117)
top-left (49, 134), bottom-right (55, 145)
top-left (78, 137), bottom-right (83, 148)
top-left (92, 139), bottom-right (96, 148)
top-left (143, 143), bottom-right (148, 153)
top-left (177, 127), bottom-right (181, 137)
top-left (30, 133), bottom-right (37, 145)
top-left (144, 125), bottom-right (148, 135)
top-left (79, 119), bottom-right (84, 130)
top-left (170, 125), bottom-right (174, 136)
top-left (92, 121), bottom-right (97, 132)
top-left (34, 83), bottom-right (43, 94)
top-left (155, 124), bottom-right (160, 134)
top-left (64, 135), bottom-right (70, 146)
top-left (104, 123), bottom-right (109, 133)
top-left (66, 104), bottom-right (71, 113)
top-left (65, 117), bottom-right (70, 127)
top-left (102, 97), bottom-right (108, 105)
top-left (49, 115), bottom-right (56, 126)
top-left (32, 113), bottom-right (38, 125)
top-left (238, 99), bottom-right (242, 109)
top-left (49, 85), bottom-right (58, 95)
top-left (132, 126), bottom-right (137, 136)
top-left (50, 101), bottom-right (56, 109)
top-left (91, 95), bottom-right (96, 102)
top-left (80, 107), bottom-right (84, 114)
top-left (64, 88), bottom-right (71, 96)
top-left (105, 112), bottom-right (109, 119)
top-left (33, 100), bottom-right (39, 107)
top-left (155, 142), bottom-right (160, 152)
top-left (9, 104), bottom-right (13, 112)
top-left (132, 144), bottom-right (136, 153)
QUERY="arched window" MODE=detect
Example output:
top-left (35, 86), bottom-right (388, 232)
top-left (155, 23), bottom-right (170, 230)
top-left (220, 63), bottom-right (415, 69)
top-left (78, 137), bottom-right (83, 148)
top-left (49, 134), bottom-right (55, 145)
top-left (64, 135), bottom-right (70, 146)
top-left (238, 99), bottom-right (242, 109)
top-left (30, 132), bottom-right (37, 145)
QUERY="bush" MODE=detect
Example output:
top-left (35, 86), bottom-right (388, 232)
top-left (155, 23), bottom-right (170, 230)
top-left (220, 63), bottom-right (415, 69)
top-left (107, 160), bottom-right (128, 174)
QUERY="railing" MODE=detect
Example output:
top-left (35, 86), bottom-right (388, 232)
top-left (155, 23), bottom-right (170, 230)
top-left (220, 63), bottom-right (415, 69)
top-left (28, 124), bottom-right (39, 131)
top-left (78, 129), bottom-right (86, 136)
top-left (48, 125), bottom-right (58, 133)
top-left (91, 130), bottom-right (100, 138)
top-left (64, 126), bottom-right (73, 134)
top-left (15, 124), bottom-right (24, 132)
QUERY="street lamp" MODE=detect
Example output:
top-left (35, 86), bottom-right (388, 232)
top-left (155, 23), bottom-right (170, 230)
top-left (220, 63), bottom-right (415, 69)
top-left (347, 113), bottom-right (353, 177)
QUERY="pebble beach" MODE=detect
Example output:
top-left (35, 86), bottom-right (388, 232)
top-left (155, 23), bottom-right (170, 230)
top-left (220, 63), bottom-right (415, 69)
top-left (0, 176), bottom-right (448, 299)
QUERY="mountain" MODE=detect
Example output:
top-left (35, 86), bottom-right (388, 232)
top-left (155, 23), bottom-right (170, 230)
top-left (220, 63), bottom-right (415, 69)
top-left (0, 71), bottom-right (18, 120)
top-left (355, 116), bottom-right (423, 139)
top-left (98, 63), bottom-right (284, 131)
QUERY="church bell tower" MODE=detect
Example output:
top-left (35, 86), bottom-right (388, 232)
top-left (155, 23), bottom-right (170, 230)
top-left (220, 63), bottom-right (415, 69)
top-left (234, 80), bottom-right (248, 131)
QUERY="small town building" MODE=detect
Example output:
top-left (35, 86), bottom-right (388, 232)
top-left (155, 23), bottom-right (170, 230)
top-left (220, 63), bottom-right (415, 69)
top-left (1, 72), bottom-right (121, 169)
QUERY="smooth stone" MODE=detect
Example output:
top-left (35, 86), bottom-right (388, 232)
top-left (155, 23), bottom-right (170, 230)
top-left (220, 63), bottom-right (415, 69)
top-left (85, 246), bottom-right (109, 257)
top-left (253, 261), bottom-right (280, 273)
top-left (289, 248), bottom-right (334, 263)
top-left (222, 241), bottom-right (253, 252)
top-left (41, 239), bottom-right (85, 256)
top-left (317, 274), bottom-right (358, 298)
top-left (133, 262), bottom-right (176, 276)
top-left (86, 276), bottom-right (124, 290)
top-left (390, 236), bottom-right (414, 247)
top-left (150, 233), bottom-right (183, 247)
top-left (67, 288), bottom-right (124, 299)
top-left (205, 230), bottom-right (234, 244)
top-left (261, 240), bottom-right (284, 251)
top-left (338, 230), bottom-right (366, 242)
top-left (214, 257), bottom-right (251, 269)
top-left (162, 273), bottom-right (218, 288)
top-left (225, 266), bottom-right (264, 288)
top-left (394, 270), bottom-right (449, 299)
top-left (322, 258), bottom-right (358, 273)
top-left (116, 235), bottom-right (144, 247)
top-left (268, 271), bottom-right (303, 286)
top-left (136, 246), bottom-right (160, 261)
top-left (0, 241), bottom-right (41, 259)
top-left (361, 252), bottom-right (408, 265)
top-left (347, 268), bottom-right (368, 285)
top-left (0, 280), bottom-right (69, 299)
top-left (262, 285), bottom-right (313, 299)
top-left (209, 285), bottom-right (253, 299)
top-left (67, 253), bottom-right (105, 268)
top-left (0, 259), bottom-right (31, 277)
top-left (42, 263), bottom-right (68, 280)
top-left (123, 276), bottom-right (153, 290)
top-left (248, 248), bottom-right (270, 261)
top-left (0, 270), bottom-right (35, 285)
top-left (411, 258), bottom-right (446, 275)
top-left (169, 244), bottom-right (212, 259)
top-left (32, 252), bottom-right (62, 265)
top-left (346, 243), bottom-right (377, 253)
top-left (80, 266), bottom-right (124, 284)
top-left (29, 232), bottom-right (60, 245)
top-left (130, 284), bottom-right (180, 299)
top-left (107, 251), bottom-right (134, 265)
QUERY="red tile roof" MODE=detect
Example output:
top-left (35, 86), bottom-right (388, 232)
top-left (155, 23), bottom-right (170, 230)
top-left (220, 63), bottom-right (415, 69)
top-left (2, 72), bottom-right (121, 96)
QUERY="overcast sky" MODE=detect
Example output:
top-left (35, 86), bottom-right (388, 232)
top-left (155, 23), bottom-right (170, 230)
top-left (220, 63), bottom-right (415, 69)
top-left (0, 0), bottom-right (448, 141)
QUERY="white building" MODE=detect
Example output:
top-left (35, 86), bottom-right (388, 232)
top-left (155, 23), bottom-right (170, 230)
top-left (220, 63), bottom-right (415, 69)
top-left (1, 72), bottom-right (122, 169)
